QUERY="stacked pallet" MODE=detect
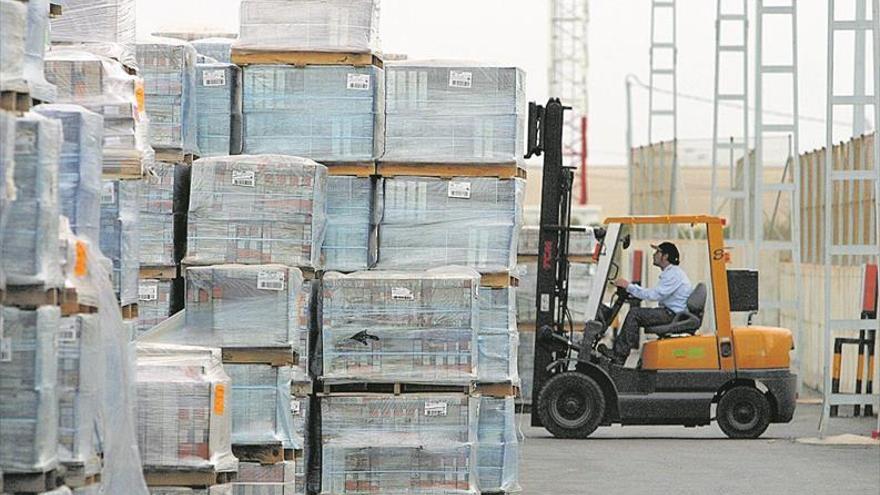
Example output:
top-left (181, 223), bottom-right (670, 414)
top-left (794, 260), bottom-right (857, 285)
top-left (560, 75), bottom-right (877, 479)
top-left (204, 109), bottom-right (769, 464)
top-left (0, 0), bottom-right (57, 112)
top-left (514, 225), bottom-right (596, 408)
top-left (193, 57), bottom-right (242, 157)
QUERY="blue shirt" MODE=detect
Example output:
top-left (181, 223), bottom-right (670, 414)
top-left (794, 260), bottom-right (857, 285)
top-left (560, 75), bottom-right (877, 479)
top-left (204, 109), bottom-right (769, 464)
top-left (625, 264), bottom-right (692, 314)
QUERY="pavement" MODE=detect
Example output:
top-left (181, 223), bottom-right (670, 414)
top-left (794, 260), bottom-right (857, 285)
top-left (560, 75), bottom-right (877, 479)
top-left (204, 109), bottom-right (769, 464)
top-left (517, 402), bottom-right (880, 495)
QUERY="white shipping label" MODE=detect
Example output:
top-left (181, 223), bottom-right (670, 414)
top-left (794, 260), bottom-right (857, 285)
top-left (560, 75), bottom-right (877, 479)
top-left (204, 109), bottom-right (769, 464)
top-left (139, 283), bottom-right (159, 302)
top-left (449, 70), bottom-right (473, 88)
top-left (347, 73), bottom-right (371, 91)
top-left (0, 338), bottom-right (10, 362)
top-left (57, 319), bottom-right (80, 343)
top-left (540, 293), bottom-right (550, 312)
top-left (232, 170), bottom-right (256, 187)
top-left (391, 287), bottom-right (414, 301)
top-left (291, 399), bottom-right (302, 415)
top-left (447, 181), bottom-right (471, 199)
top-left (202, 69), bottom-right (227, 87)
top-left (424, 400), bottom-right (448, 417)
top-left (101, 182), bottom-right (116, 204)
top-left (258, 270), bottom-right (286, 291)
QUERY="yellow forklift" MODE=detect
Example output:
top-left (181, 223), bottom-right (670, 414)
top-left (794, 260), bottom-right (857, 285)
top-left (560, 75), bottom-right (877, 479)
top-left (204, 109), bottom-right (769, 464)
top-left (527, 99), bottom-right (797, 439)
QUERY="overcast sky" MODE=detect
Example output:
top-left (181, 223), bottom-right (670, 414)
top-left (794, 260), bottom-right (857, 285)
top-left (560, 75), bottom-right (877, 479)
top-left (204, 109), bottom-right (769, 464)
top-left (137, 0), bottom-right (876, 165)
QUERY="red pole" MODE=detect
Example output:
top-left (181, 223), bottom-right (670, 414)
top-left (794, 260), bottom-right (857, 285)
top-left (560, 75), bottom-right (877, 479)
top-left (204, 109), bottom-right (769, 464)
top-left (580, 115), bottom-right (588, 205)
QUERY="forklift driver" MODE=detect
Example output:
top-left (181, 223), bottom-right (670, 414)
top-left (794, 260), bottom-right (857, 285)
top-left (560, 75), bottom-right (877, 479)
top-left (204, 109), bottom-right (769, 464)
top-left (609, 241), bottom-right (693, 364)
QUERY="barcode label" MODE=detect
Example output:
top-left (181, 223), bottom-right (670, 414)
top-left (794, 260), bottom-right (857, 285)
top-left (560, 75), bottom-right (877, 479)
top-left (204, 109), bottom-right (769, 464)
top-left (447, 181), bottom-right (471, 199)
top-left (449, 70), bottom-right (473, 88)
top-left (391, 287), bottom-right (414, 301)
top-left (232, 170), bottom-right (255, 187)
top-left (101, 182), bottom-right (116, 204)
top-left (347, 73), bottom-right (371, 91)
top-left (540, 293), bottom-right (550, 312)
top-left (58, 319), bottom-right (80, 343)
top-left (0, 338), bottom-right (10, 362)
top-left (258, 270), bottom-right (286, 291)
top-left (291, 399), bottom-right (302, 415)
top-left (425, 400), bottom-right (448, 417)
top-left (139, 283), bottom-right (159, 301)
top-left (202, 69), bottom-right (227, 87)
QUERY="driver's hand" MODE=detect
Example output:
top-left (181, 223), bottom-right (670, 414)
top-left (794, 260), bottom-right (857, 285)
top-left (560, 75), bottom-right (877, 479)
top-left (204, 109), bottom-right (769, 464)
top-left (614, 278), bottom-right (630, 289)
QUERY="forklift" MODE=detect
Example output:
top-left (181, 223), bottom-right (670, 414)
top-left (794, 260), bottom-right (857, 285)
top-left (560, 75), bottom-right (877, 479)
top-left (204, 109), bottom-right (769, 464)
top-left (526, 99), bottom-right (797, 439)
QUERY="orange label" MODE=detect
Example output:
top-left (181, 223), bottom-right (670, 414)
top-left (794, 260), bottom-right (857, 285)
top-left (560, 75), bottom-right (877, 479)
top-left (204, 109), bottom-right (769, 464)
top-left (213, 384), bottom-right (226, 415)
top-left (74, 241), bottom-right (88, 277)
top-left (135, 81), bottom-right (146, 114)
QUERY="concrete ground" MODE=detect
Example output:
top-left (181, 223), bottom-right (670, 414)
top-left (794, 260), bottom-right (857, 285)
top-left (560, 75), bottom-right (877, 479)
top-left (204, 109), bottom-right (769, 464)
top-left (517, 402), bottom-right (879, 494)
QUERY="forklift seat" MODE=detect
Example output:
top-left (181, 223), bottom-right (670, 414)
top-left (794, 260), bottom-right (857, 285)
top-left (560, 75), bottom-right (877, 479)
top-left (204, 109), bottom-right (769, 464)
top-left (649, 283), bottom-right (707, 337)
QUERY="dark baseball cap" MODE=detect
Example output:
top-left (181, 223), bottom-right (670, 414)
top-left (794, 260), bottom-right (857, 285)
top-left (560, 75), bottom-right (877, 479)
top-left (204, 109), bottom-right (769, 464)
top-left (650, 241), bottom-right (680, 265)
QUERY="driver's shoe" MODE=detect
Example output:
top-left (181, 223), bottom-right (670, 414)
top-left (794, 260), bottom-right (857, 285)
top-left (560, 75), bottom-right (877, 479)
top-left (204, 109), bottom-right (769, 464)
top-left (598, 344), bottom-right (627, 365)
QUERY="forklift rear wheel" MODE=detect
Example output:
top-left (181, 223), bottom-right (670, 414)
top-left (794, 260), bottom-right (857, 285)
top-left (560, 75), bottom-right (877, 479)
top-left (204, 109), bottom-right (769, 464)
top-left (717, 386), bottom-right (771, 439)
top-left (537, 372), bottom-right (606, 439)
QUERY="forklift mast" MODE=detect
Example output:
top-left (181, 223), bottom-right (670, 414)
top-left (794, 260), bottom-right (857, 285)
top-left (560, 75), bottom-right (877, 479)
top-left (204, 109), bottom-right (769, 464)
top-left (526, 99), bottom-right (582, 425)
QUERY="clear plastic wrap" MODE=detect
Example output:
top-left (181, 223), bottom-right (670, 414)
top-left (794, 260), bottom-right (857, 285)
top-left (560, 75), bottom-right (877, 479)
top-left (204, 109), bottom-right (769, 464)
top-left (185, 155), bottom-right (327, 269)
top-left (50, 0), bottom-right (137, 45)
top-left (226, 364), bottom-right (295, 448)
top-left (516, 262), bottom-right (594, 323)
top-left (476, 397), bottom-right (520, 493)
top-left (196, 61), bottom-right (242, 157)
top-left (0, 0), bottom-right (27, 93)
top-left (518, 225), bottom-right (596, 256)
top-left (478, 288), bottom-right (519, 384)
top-left (2, 112), bottom-right (63, 288)
top-left (45, 48), bottom-right (153, 176)
top-left (384, 62), bottom-right (525, 163)
top-left (0, 110), bottom-right (16, 290)
top-left (234, 460), bottom-right (298, 495)
top-left (73, 483), bottom-right (103, 495)
top-left (292, 280), bottom-right (313, 383)
top-left (135, 343), bottom-right (238, 473)
top-left (34, 104), bottom-right (104, 243)
top-left (376, 177), bottom-right (525, 273)
top-left (137, 278), bottom-right (179, 336)
top-left (100, 178), bottom-right (140, 305)
top-left (241, 65), bottom-right (384, 162)
top-left (136, 38), bottom-right (199, 154)
top-left (321, 267), bottom-right (480, 384)
top-left (237, 0), bottom-right (380, 53)
top-left (320, 394), bottom-right (477, 495)
top-left (289, 394), bottom-right (309, 452)
top-left (192, 38), bottom-right (235, 64)
top-left (516, 328), bottom-right (535, 406)
top-left (0, 306), bottom-right (60, 472)
top-left (24, 0), bottom-right (58, 102)
top-left (148, 486), bottom-right (233, 494)
top-left (57, 314), bottom-right (102, 469)
top-left (323, 176), bottom-right (375, 271)
top-left (140, 161), bottom-right (191, 265)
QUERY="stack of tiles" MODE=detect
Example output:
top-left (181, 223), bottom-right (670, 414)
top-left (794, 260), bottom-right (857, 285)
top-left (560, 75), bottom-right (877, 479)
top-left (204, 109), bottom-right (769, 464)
top-left (195, 59), bottom-right (242, 157)
top-left (22, 0), bottom-right (58, 102)
top-left (136, 38), bottom-right (199, 156)
top-left (0, 111), bottom-right (13, 290)
top-left (192, 38), bottom-right (235, 64)
top-left (476, 397), bottom-right (520, 493)
top-left (383, 63), bottom-right (525, 164)
top-left (322, 176), bottom-right (375, 271)
top-left (100, 178), bottom-right (140, 306)
top-left (478, 288), bottom-right (519, 385)
top-left (50, 0), bottom-right (137, 46)
top-left (0, 0), bottom-right (27, 94)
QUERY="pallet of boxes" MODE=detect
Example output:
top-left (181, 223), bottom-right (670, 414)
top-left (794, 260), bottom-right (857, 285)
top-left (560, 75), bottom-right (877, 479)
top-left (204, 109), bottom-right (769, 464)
top-left (514, 226), bottom-right (596, 412)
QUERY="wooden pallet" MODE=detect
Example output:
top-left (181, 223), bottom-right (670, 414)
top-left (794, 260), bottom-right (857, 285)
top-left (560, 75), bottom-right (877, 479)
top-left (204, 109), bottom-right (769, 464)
top-left (221, 346), bottom-right (298, 367)
top-left (139, 265), bottom-right (180, 280)
top-left (516, 253), bottom-right (596, 264)
top-left (3, 285), bottom-right (62, 309)
top-left (61, 458), bottom-right (102, 489)
top-left (0, 91), bottom-right (32, 113)
top-left (480, 272), bottom-right (520, 289)
top-left (319, 381), bottom-right (473, 396)
top-left (376, 162), bottom-right (527, 180)
top-left (292, 381), bottom-right (314, 396)
top-left (323, 161), bottom-right (376, 178)
top-left (232, 49), bottom-right (383, 68)
top-left (102, 153), bottom-right (144, 179)
top-left (59, 288), bottom-right (99, 317)
top-left (155, 149), bottom-right (196, 164)
top-left (121, 303), bottom-right (139, 319)
top-left (231, 442), bottom-right (293, 465)
top-left (143, 466), bottom-right (236, 487)
top-left (2, 469), bottom-right (60, 493)
top-left (475, 382), bottom-right (520, 398)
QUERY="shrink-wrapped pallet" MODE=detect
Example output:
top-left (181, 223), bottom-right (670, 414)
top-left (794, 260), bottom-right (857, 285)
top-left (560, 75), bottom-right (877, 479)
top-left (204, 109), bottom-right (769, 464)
top-left (100, 179), bottom-right (140, 305)
top-left (135, 343), bottom-right (238, 472)
top-left (321, 268), bottom-right (479, 384)
top-left (320, 394), bottom-right (477, 495)
top-left (323, 176), bottom-right (375, 271)
top-left (478, 288), bottom-right (519, 384)
top-left (0, 306), bottom-right (60, 472)
top-left (140, 161), bottom-right (191, 265)
top-left (0, 0), bottom-right (27, 93)
top-left (376, 177), bottom-right (524, 273)
top-left (34, 104), bottom-right (104, 243)
top-left (241, 65), bottom-right (384, 161)
top-left (0, 110), bottom-right (16, 290)
top-left (518, 225), bottom-right (596, 256)
top-left (192, 38), bottom-right (235, 64)
top-left (237, 0), bottom-right (380, 53)
top-left (226, 364), bottom-right (296, 447)
top-left (384, 62), bottom-right (525, 163)
top-left (23, 0), bottom-right (57, 102)
top-left (136, 38), bottom-right (199, 154)
top-left (2, 112), bottom-right (63, 288)
top-left (516, 262), bottom-right (594, 323)
top-left (45, 49), bottom-right (153, 176)
top-left (57, 314), bottom-right (102, 468)
top-left (50, 0), bottom-right (137, 46)
top-left (476, 397), bottom-right (520, 493)
top-left (196, 61), bottom-right (242, 156)
top-left (233, 460), bottom-right (299, 495)
top-left (185, 155), bottom-right (327, 269)
top-left (137, 278), bottom-right (180, 336)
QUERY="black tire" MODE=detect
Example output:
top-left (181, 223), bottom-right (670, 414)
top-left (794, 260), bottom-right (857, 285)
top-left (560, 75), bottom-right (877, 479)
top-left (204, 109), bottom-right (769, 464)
top-left (717, 386), bottom-right (772, 439)
top-left (537, 372), bottom-right (606, 439)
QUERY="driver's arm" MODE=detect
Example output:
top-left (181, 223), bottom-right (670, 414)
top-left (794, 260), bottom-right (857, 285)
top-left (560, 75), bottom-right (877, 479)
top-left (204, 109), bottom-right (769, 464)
top-left (625, 273), bottom-right (682, 302)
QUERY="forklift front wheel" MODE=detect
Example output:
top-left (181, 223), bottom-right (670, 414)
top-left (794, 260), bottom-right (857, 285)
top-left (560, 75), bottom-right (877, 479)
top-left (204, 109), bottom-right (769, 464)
top-left (716, 386), bottom-right (772, 439)
top-left (537, 372), bottom-right (606, 439)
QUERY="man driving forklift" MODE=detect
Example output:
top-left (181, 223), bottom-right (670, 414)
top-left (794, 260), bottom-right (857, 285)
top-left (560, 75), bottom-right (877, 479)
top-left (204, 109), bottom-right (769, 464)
top-left (608, 242), bottom-right (693, 364)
